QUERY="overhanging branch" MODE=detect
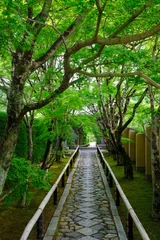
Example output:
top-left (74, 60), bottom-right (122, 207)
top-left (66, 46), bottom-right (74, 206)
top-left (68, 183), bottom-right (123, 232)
top-left (67, 23), bottom-right (160, 55)
top-left (72, 70), bottom-right (160, 88)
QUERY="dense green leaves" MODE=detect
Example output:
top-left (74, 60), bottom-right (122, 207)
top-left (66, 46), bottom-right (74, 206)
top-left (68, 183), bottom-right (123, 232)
top-left (5, 157), bottom-right (51, 205)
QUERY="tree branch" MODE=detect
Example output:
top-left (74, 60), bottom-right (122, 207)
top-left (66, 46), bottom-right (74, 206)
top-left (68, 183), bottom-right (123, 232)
top-left (33, 0), bottom-right (52, 36)
top-left (110, 0), bottom-right (154, 37)
top-left (0, 77), bottom-right (10, 94)
top-left (30, 12), bottom-right (87, 72)
top-left (72, 70), bottom-right (160, 88)
top-left (120, 88), bottom-right (148, 132)
top-left (95, 0), bottom-right (108, 37)
top-left (67, 23), bottom-right (160, 55)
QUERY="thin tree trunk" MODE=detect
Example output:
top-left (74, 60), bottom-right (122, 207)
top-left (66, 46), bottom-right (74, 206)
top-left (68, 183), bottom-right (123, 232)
top-left (55, 137), bottom-right (63, 162)
top-left (149, 86), bottom-right (160, 220)
top-left (18, 186), bottom-right (28, 208)
top-left (24, 111), bottom-right (34, 161)
top-left (28, 126), bottom-right (33, 161)
top-left (41, 140), bottom-right (53, 170)
top-left (18, 113), bottom-right (34, 207)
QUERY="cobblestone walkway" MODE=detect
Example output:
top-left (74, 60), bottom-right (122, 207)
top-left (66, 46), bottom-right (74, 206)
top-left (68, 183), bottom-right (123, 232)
top-left (44, 149), bottom-right (127, 240)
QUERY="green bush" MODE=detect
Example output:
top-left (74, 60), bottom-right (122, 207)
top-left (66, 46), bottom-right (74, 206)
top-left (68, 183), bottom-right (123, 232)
top-left (5, 157), bottom-right (51, 205)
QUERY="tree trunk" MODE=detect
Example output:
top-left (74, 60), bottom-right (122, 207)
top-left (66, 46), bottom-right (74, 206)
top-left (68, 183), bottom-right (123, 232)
top-left (151, 124), bottom-right (160, 220)
top-left (18, 124), bottom-right (33, 207)
top-left (121, 146), bottom-right (133, 179)
top-left (115, 144), bottom-right (133, 178)
top-left (24, 112), bottom-right (34, 162)
top-left (27, 126), bottom-right (33, 161)
top-left (41, 140), bottom-right (53, 170)
top-left (149, 86), bottom-right (160, 220)
top-left (116, 152), bottom-right (124, 166)
top-left (0, 126), bottom-right (21, 195)
top-left (55, 137), bottom-right (63, 162)
top-left (0, 50), bottom-right (29, 196)
top-left (17, 185), bottom-right (28, 208)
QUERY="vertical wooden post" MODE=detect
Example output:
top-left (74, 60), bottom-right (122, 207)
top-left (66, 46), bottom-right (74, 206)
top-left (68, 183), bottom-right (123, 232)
top-left (102, 159), bottom-right (104, 168)
top-left (37, 214), bottom-right (43, 240)
top-left (106, 167), bottom-right (109, 177)
top-left (54, 187), bottom-right (58, 205)
top-left (115, 188), bottom-right (120, 206)
top-left (70, 159), bottom-right (73, 167)
top-left (62, 174), bottom-right (65, 188)
top-left (127, 213), bottom-right (133, 240)
top-left (109, 173), bottom-right (113, 188)
top-left (66, 166), bottom-right (69, 176)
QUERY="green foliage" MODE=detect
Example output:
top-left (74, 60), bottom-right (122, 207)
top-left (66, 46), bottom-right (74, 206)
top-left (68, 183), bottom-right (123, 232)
top-left (15, 121), bottom-right (28, 159)
top-left (121, 137), bottom-right (134, 143)
top-left (5, 157), bottom-right (51, 205)
top-left (0, 112), bottom-right (47, 162)
top-left (32, 118), bottom-right (48, 163)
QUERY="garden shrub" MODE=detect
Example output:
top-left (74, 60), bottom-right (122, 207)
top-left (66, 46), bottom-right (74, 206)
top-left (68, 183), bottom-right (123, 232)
top-left (5, 157), bottom-right (51, 205)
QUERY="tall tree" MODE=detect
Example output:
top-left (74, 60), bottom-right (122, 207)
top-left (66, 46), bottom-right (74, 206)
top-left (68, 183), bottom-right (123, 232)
top-left (0, 0), bottom-right (160, 195)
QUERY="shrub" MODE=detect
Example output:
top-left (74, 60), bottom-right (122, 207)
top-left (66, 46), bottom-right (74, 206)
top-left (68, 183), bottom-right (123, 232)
top-left (4, 157), bottom-right (51, 205)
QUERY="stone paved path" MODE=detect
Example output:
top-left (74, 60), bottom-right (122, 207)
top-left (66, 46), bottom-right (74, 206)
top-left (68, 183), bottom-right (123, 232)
top-left (44, 149), bottom-right (127, 240)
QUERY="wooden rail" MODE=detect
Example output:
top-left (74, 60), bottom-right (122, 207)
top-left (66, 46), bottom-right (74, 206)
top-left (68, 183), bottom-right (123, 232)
top-left (20, 147), bottom-right (79, 240)
top-left (97, 146), bottom-right (150, 240)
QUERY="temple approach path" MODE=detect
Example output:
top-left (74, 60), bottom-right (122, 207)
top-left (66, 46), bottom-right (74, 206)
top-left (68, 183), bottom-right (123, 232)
top-left (44, 148), bottom-right (127, 240)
